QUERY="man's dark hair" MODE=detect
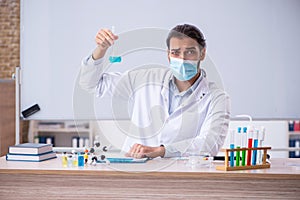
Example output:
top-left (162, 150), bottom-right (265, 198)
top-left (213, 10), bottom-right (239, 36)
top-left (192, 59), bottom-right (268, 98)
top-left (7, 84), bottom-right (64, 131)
top-left (166, 24), bottom-right (206, 49)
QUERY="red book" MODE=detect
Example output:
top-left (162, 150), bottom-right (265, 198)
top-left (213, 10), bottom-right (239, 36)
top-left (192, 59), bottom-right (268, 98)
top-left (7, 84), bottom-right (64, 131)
top-left (294, 121), bottom-right (300, 131)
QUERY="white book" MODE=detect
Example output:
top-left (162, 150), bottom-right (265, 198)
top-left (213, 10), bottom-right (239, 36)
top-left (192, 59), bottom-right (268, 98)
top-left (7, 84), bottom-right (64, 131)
top-left (6, 151), bottom-right (57, 162)
top-left (8, 143), bottom-right (53, 155)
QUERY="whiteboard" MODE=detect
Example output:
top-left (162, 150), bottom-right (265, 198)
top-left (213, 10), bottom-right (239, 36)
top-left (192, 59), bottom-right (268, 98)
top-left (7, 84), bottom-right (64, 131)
top-left (20, 0), bottom-right (300, 120)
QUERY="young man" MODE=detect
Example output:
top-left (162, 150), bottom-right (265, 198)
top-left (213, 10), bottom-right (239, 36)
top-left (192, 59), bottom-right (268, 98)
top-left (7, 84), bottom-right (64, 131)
top-left (80, 24), bottom-right (230, 158)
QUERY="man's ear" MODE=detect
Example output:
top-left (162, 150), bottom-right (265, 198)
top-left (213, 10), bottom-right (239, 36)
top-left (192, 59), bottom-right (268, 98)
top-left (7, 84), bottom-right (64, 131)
top-left (200, 48), bottom-right (206, 61)
top-left (167, 49), bottom-right (171, 62)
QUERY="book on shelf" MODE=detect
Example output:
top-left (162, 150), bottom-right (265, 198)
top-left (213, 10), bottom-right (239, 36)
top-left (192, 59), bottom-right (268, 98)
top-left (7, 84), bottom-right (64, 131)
top-left (65, 121), bottom-right (89, 129)
top-left (34, 136), bottom-right (55, 146)
top-left (6, 151), bottom-right (57, 162)
top-left (289, 138), bottom-right (300, 158)
top-left (37, 122), bottom-right (64, 129)
top-left (8, 143), bottom-right (53, 155)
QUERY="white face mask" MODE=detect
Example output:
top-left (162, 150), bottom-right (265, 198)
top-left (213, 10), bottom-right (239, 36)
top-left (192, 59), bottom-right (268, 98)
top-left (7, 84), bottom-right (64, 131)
top-left (169, 57), bottom-right (198, 81)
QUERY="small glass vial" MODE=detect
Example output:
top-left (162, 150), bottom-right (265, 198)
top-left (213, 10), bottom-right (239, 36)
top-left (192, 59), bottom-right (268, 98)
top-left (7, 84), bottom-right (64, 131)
top-left (72, 152), bottom-right (78, 167)
top-left (62, 152), bottom-right (68, 167)
top-left (67, 155), bottom-right (73, 167)
top-left (78, 153), bottom-right (84, 167)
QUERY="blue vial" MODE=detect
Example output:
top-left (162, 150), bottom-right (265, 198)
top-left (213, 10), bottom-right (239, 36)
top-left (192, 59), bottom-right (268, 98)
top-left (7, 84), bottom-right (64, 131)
top-left (78, 153), bottom-right (84, 167)
top-left (109, 56), bottom-right (122, 63)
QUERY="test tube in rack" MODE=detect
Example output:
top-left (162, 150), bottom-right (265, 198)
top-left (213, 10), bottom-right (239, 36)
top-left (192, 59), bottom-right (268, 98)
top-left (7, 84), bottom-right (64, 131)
top-left (247, 126), bottom-right (254, 166)
top-left (230, 130), bottom-right (235, 167)
top-left (241, 127), bottom-right (247, 166)
top-left (236, 127), bottom-right (242, 166)
top-left (252, 130), bottom-right (259, 165)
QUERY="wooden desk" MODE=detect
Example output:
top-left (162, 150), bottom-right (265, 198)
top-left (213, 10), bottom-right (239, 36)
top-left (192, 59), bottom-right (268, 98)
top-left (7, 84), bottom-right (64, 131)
top-left (0, 156), bottom-right (299, 199)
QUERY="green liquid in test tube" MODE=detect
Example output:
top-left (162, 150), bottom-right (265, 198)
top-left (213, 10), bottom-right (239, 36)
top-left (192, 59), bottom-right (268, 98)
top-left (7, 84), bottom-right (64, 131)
top-left (109, 26), bottom-right (122, 63)
top-left (236, 127), bottom-right (241, 166)
top-left (241, 127), bottom-right (247, 166)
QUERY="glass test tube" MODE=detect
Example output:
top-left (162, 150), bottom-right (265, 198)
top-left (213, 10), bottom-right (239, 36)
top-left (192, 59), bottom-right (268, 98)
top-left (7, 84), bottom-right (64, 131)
top-left (230, 130), bottom-right (235, 167)
top-left (252, 130), bottom-right (259, 165)
top-left (241, 127), bottom-right (247, 166)
top-left (109, 26), bottom-right (121, 63)
top-left (235, 127), bottom-right (242, 166)
top-left (257, 127), bottom-right (265, 164)
top-left (247, 126), bottom-right (254, 166)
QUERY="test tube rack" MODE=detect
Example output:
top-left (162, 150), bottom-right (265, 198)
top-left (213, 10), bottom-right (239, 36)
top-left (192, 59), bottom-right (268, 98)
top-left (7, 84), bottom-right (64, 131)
top-left (216, 147), bottom-right (271, 171)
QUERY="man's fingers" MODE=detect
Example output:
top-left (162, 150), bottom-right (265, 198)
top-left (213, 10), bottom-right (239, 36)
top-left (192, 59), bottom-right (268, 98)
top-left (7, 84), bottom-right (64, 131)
top-left (103, 29), bottom-right (119, 40)
top-left (95, 34), bottom-right (109, 48)
top-left (95, 28), bottom-right (118, 48)
top-left (132, 144), bottom-right (143, 157)
top-left (101, 31), bottom-right (114, 46)
top-left (126, 145), bottom-right (164, 159)
top-left (127, 143), bottom-right (139, 157)
top-left (136, 147), bottom-right (146, 159)
top-left (126, 144), bottom-right (148, 158)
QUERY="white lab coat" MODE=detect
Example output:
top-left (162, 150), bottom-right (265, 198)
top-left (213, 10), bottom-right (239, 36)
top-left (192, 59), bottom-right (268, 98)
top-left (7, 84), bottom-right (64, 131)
top-left (80, 56), bottom-right (230, 157)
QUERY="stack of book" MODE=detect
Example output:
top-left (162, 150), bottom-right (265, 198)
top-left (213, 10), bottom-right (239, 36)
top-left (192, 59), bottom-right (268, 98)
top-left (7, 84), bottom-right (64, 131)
top-left (6, 143), bottom-right (57, 162)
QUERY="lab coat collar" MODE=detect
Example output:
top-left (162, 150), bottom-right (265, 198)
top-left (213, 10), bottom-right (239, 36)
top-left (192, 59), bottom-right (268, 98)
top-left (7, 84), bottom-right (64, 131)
top-left (161, 69), bottom-right (210, 105)
top-left (161, 70), bottom-right (173, 98)
top-left (185, 68), bottom-right (209, 102)
top-left (169, 69), bottom-right (204, 97)
top-left (161, 69), bottom-right (209, 100)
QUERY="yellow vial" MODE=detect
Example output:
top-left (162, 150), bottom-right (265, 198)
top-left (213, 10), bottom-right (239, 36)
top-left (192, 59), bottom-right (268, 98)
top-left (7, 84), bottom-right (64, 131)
top-left (72, 153), bottom-right (78, 167)
top-left (62, 152), bottom-right (68, 167)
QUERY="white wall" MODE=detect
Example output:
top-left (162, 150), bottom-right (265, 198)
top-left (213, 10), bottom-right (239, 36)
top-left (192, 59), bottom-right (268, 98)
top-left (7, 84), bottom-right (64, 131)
top-left (21, 0), bottom-right (300, 120)
top-left (92, 120), bottom-right (289, 158)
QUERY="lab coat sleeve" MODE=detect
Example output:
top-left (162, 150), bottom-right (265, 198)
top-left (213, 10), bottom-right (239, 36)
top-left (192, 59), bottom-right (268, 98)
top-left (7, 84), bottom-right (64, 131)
top-left (196, 91), bottom-right (230, 156)
top-left (80, 55), bottom-right (122, 97)
top-left (164, 90), bottom-right (231, 157)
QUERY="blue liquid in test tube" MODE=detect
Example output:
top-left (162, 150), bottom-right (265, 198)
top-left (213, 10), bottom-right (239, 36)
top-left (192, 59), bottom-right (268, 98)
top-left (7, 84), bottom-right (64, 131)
top-left (109, 26), bottom-right (122, 63)
top-left (109, 56), bottom-right (122, 63)
top-left (230, 130), bottom-right (235, 167)
top-left (252, 130), bottom-right (259, 165)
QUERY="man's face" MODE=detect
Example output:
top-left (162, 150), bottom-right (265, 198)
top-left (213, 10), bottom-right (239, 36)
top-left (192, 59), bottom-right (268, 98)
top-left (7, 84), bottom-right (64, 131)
top-left (168, 37), bottom-right (204, 61)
